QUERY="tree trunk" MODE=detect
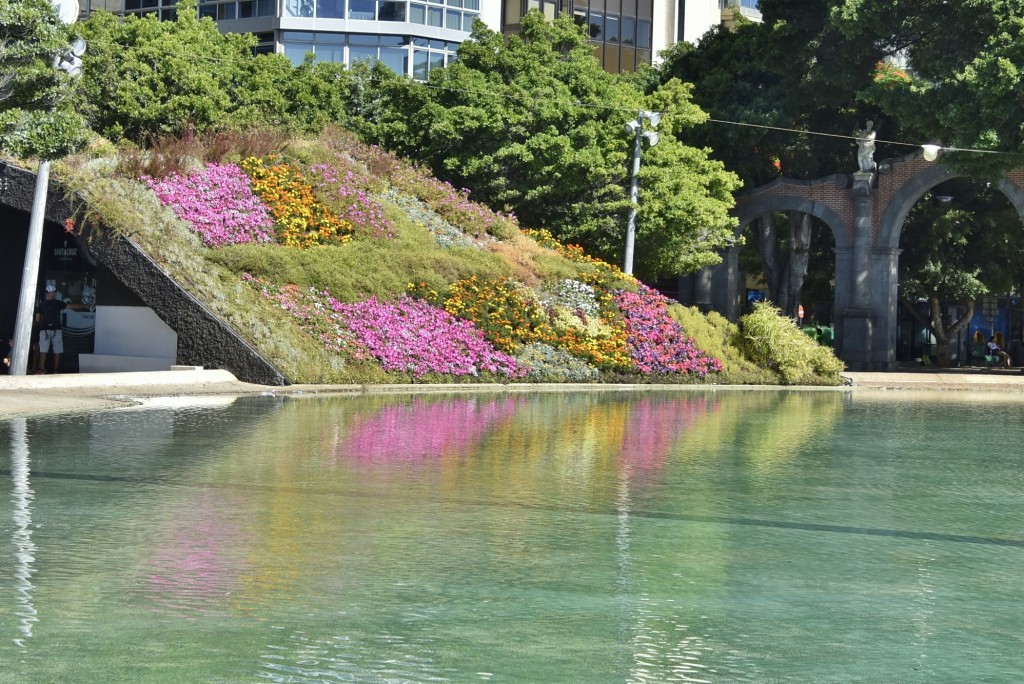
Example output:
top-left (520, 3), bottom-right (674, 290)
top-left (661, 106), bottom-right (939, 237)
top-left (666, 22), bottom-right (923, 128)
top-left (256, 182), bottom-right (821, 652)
top-left (756, 214), bottom-right (784, 308)
top-left (900, 297), bottom-right (977, 367)
top-left (787, 212), bottom-right (812, 319)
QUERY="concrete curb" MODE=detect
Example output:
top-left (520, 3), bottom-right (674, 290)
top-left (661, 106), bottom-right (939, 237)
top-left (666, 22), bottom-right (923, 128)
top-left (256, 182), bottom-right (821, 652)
top-left (0, 368), bottom-right (241, 391)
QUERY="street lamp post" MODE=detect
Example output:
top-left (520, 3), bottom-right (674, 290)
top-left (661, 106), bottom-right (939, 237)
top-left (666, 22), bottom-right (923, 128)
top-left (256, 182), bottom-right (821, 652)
top-left (622, 110), bottom-right (661, 275)
top-left (9, 33), bottom-right (85, 376)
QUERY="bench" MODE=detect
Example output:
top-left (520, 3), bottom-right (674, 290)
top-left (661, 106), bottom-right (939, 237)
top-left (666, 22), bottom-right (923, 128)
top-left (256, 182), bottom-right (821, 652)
top-left (968, 342), bottom-right (999, 367)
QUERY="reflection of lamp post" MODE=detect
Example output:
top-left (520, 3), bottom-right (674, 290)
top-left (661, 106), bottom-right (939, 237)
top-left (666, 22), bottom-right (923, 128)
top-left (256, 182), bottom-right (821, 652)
top-left (10, 418), bottom-right (38, 648)
top-left (622, 110), bottom-right (661, 275)
top-left (9, 31), bottom-right (85, 375)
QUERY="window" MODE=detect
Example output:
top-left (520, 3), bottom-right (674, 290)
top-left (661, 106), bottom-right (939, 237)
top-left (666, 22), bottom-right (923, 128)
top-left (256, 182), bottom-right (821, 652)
top-left (348, 0), bottom-right (375, 19)
top-left (463, 0), bottom-right (478, 9)
top-left (430, 50), bottom-right (445, 73)
top-left (286, 0), bottom-right (315, 17)
top-left (318, 43), bottom-right (344, 62)
top-left (410, 2), bottom-right (425, 22)
top-left (199, 4), bottom-right (217, 17)
top-left (413, 49), bottom-right (429, 80)
top-left (350, 44), bottom-right (377, 64)
top-left (218, 3), bottom-right (237, 19)
top-left (636, 19), bottom-right (650, 48)
top-left (605, 15), bottom-right (618, 42)
top-left (257, 0), bottom-right (275, 15)
top-left (317, 0), bottom-right (345, 18)
top-left (239, 0), bottom-right (256, 18)
top-left (380, 46), bottom-right (407, 74)
top-left (462, 11), bottom-right (477, 30)
top-left (588, 13), bottom-right (603, 39)
top-left (427, 5), bottom-right (442, 25)
top-left (285, 43), bottom-right (316, 64)
top-left (379, 0), bottom-right (406, 20)
top-left (621, 16), bottom-right (634, 45)
top-left (445, 8), bottom-right (460, 29)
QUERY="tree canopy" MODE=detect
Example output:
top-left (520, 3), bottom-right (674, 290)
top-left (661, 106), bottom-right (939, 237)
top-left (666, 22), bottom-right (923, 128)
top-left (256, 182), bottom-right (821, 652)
top-left (0, 0), bottom-right (87, 158)
top-left (373, 12), bottom-right (740, 279)
top-left (76, 0), bottom-right (382, 142)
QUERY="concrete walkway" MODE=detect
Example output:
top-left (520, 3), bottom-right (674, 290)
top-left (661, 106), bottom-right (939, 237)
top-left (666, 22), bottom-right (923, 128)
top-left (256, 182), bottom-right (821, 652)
top-left (2, 366), bottom-right (1023, 420)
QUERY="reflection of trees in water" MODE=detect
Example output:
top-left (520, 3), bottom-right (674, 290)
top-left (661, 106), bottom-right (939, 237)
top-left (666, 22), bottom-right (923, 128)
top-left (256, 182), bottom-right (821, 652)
top-left (674, 391), bottom-right (845, 469)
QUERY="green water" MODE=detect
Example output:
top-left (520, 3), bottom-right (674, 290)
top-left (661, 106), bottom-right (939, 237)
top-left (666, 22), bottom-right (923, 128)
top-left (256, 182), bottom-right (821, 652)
top-left (2, 390), bottom-right (1023, 683)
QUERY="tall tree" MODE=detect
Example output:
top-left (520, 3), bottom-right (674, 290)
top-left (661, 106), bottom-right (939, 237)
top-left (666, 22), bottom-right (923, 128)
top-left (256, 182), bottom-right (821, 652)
top-left (77, 0), bottom-right (365, 142)
top-left (898, 179), bottom-right (1024, 365)
top-left (0, 0), bottom-right (87, 158)
top-left (832, 0), bottom-right (1024, 173)
top-left (375, 12), bottom-right (741, 279)
top-left (655, 12), bottom-right (881, 317)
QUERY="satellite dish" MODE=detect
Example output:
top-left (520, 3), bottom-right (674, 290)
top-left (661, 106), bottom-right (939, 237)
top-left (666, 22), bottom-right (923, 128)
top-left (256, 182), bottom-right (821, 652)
top-left (50, 0), bottom-right (80, 24)
top-left (70, 37), bottom-right (87, 56)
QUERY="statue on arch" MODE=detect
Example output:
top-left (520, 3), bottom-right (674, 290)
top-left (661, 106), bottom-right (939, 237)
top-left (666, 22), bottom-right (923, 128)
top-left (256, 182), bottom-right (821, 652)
top-left (856, 121), bottom-right (877, 173)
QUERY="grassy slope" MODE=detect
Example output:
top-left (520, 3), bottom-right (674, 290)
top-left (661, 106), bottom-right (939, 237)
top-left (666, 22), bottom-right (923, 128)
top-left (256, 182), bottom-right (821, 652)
top-left (53, 131), bottom-right (836, 386)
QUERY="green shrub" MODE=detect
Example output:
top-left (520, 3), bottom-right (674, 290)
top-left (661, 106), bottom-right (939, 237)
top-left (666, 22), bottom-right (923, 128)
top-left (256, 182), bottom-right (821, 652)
top-left (667, 304), bottom-right (776, 384)
top-left (738, 302), bottom-right (846, 385)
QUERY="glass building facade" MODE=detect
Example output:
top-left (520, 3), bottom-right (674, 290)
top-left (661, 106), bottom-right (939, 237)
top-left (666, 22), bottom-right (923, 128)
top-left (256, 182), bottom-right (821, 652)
top-left (501, 0), bottom-right (652, 72)
top-left (85, 0), bottom-right (481, 78)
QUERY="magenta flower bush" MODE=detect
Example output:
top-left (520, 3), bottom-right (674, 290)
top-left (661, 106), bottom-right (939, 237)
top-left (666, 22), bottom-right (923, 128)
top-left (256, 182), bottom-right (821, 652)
top-left (145, 164), bottom-right (275, 247)
top-left (245, 275), bottom-right (523, 379)
top-left (332, 295), bottom-right (524, 379)
top-left (310, 163), bottom-right (393, 239)
top-left (613, 285), bottom-right (723, 377)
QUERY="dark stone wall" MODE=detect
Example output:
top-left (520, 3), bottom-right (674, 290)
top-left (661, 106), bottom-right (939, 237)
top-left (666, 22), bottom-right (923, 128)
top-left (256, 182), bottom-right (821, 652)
top-left (0, 161), bottom-right (290, 386)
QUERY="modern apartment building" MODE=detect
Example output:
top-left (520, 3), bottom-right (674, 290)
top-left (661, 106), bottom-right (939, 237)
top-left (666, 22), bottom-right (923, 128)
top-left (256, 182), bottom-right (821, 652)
top-left (82, 0), bottom-right (500, 79)
top-left (500, 0), bottom-right (760, 72)
top-left (80, 0), bottom-right (757, 77)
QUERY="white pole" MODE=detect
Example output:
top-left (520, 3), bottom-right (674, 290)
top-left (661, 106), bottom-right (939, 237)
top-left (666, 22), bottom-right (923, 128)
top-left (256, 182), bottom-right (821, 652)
top-left (10, 161), bottom-right (51, 376)
top-left (623, 117), bottom-right (642, 275)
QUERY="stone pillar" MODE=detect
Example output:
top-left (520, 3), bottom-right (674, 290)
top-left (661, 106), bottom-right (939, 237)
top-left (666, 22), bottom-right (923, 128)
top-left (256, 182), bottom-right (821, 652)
top-left (869, 247), bottom-right (901, 370)
top-left (841, 171), bottom-right (876, 370)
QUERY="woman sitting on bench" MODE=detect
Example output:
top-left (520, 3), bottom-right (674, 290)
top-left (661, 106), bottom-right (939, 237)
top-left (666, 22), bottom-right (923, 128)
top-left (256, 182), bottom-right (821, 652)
top-left (987, 336), bottom-right (1012, 368)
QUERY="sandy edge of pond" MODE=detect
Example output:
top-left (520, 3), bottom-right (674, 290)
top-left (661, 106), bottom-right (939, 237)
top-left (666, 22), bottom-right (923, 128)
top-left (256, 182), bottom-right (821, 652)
top-left (3, 366), bottom-right (1024, 419)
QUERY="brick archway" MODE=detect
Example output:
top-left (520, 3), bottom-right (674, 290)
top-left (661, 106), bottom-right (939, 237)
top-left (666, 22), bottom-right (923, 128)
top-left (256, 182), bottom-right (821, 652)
top-left (692, 150), bottom-right (1024, 371)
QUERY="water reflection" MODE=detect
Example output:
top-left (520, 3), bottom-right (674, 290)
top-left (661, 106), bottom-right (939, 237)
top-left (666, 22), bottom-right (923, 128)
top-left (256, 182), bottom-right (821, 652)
top-left (9, 418), bottom-right (37, 648)
top-left (342, 395), bottom-right (525, 462)
top-left (3, 390), bottom-right (1023, 682)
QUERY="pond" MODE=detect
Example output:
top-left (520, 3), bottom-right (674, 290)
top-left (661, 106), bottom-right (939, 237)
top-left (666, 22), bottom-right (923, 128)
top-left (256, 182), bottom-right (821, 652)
top-left (3, 389), bottom-right (1024, 682)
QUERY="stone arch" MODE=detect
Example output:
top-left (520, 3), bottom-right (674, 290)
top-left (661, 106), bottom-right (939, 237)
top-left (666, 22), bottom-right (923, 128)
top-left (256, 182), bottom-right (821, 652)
top-left (734, 185), bottom-right (852, 249)
top-left (685, 152), bottom-right (1024, 370)
top-left (875, 163), bottom-right (958, 251)
top-left (876, 160), bottom-right (1024, 251)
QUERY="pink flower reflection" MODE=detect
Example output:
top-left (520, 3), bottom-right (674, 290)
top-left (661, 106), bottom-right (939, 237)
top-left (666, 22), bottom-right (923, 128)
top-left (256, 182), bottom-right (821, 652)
top-left (343, 396), bottom-right (522, 462)
top-left (143, 495), bottom-right (248, 618)
top-left (619, 397), bottom-right (714, 475)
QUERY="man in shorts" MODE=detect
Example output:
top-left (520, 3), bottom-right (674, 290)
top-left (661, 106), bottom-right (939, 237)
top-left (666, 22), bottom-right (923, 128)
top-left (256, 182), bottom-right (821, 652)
top-left (35, 285), bottom-right (68, 374)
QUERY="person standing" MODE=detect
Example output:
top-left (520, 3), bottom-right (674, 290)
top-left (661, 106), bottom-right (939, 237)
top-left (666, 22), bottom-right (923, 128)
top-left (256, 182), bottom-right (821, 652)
top-left (35, 285), bottom-right (69, 374)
